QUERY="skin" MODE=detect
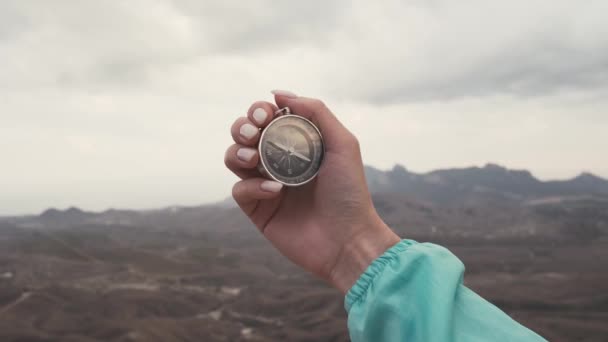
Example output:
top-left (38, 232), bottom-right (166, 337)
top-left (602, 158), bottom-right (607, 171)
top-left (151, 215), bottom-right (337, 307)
top-left (225, 91), bottom-right (401, 294)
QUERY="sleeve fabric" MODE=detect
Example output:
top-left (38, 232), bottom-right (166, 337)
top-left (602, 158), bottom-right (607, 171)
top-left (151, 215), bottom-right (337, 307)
top-left (345, 240), bottom-right (547, 342)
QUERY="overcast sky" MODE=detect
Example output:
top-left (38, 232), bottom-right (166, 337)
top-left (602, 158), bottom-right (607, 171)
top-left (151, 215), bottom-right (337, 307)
top-left (2, 0), bottom-right (608, 215)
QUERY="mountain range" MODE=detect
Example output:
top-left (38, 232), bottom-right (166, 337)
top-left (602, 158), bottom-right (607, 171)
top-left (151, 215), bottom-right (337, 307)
top-left (365, 163), bottom-right (608, 206)
top-left (2, 163), bottom-right (607, 242)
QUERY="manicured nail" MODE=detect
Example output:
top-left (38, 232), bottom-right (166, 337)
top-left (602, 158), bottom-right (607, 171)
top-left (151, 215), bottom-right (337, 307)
top-left (240, 123), bottom-right (258, 139)
top-left (236, 147), bottom-right (257, 162)
top-left (260, 180), bottom-right (283, 193)
top-left (252, 108), bottom-right (268, 125)
top-left (271, 89), bottom-right (297, 98)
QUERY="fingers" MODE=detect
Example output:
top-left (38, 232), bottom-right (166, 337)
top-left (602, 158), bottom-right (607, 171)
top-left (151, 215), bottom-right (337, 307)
top-left (231, 101), bottom-right (280, 146)
top-left (231, 117), bottom-right (260, 146)
top-left (271, 90), bottom-right (354, 151)
top-left (247, 101), bottom-right (279, 128)
top-left (225, 143), bottom-right (260, 179)
top-left (232, 178), bottom-right (284, 215)
top-left (228, 101), bottom-right (279, 178)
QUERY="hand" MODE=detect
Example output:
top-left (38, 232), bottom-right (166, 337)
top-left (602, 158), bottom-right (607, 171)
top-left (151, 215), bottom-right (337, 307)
top-left (224, 90), bottom-right (400, 293)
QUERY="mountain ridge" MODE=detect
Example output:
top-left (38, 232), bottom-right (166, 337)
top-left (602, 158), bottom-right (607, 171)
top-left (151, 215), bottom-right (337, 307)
top-left (2, 163), bottom-right (607, 220)
top-left (365, 163), bottom-right (608, 206)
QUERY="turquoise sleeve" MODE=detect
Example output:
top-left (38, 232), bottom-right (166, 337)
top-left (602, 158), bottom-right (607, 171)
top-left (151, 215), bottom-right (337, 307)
top-left (345, 240), bottom-right (547, 342)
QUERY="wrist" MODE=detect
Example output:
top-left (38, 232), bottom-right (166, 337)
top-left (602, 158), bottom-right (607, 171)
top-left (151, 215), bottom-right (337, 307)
top-left (328, 214), bottom-right (401, 294)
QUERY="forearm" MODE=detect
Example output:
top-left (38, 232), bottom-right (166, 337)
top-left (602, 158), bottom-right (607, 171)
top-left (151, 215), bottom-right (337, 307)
top-left (328, 213), bottom-right (401, 294)
top-left (345, 239), bottom-right (547, 342)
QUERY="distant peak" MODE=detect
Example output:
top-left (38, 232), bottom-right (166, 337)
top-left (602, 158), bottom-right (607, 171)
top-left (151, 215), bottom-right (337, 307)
top-left (40, 208), bottom-right (61, 217)
top-left (574, 172), bottom-right (605, 182)
top-left (483, 163), bottom-right (507, 171)
top-left (39, 206), bottom-right (88, 220)
top-left (391, 164), bottom-right (409, 174)
top-left (65, 207), bottom-right (84, 214)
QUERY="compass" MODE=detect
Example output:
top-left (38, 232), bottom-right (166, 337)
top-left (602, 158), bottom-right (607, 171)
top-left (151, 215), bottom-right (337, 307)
top-left (258, 107), bottom-right (324, 186)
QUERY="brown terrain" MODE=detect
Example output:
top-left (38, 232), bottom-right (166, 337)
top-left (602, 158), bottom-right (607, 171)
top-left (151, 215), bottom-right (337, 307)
top-left (1, 164), bottom-right (607, 341)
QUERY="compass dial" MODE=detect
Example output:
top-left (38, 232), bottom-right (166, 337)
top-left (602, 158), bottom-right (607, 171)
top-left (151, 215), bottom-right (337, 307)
top-left (259, 115), bottom-right (324, 186)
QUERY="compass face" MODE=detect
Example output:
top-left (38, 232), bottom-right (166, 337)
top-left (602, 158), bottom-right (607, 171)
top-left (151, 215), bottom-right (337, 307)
top-left (259, 115), bottom-right (324, 186)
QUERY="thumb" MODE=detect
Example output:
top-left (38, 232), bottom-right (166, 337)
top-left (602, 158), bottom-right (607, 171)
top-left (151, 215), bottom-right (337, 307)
top-left (271, 91), bottom-right (355, 152)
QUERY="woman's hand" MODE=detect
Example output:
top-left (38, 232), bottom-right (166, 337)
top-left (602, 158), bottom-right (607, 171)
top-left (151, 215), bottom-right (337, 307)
top-left (225, 90), bottom-right (400, 293)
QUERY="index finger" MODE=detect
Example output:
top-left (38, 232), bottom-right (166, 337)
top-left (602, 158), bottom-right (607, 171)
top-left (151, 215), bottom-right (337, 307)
top-left (247, 101), bottom-right (279, 128)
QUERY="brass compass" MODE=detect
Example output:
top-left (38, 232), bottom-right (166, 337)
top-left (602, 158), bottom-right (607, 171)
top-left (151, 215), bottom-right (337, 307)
top-left (258, 107), bottom-right (324, 186)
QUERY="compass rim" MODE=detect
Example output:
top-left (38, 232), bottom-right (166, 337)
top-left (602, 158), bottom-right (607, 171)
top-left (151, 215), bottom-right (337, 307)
top-left (258, 114), bottom-right (324, 187)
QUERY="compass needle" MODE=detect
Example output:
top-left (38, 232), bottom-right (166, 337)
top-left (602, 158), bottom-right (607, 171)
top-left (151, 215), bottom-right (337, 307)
top-left (292, 151), bottom-right (311, 162)
top-left (268, 141), bottom-right (287, 152)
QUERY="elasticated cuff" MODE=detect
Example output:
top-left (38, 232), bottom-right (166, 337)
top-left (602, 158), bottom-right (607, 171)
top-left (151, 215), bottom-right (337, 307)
top-left (345, 239), bottom-right (418, 312)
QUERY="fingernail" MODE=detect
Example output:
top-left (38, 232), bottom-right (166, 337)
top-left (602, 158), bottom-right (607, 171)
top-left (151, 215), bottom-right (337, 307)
top-left (252, 108), bottom-right (268, 125)
top-left (271, 89), bottom-right (298, 98)
top-left (236, 147), bottom-right (257, 162)
top-left (260, 180), bottom-right (283, 193)
top-left (240, 123), bottom-right (258, 139)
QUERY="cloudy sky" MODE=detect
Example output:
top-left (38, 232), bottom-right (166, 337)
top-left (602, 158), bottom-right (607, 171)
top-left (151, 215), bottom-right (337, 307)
top-left (2, 0), bottom-right (608, 215)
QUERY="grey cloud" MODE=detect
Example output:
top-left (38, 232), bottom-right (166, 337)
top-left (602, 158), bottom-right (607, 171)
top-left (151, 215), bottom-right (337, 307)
top-left (0, 1), bottom-right (200, 89)
top-left (324, 1), bottom-right (608, 103)
top-left (4, 1), bottom-right (607, 101)
top-left (168, 0), bottom-right (348, 52)
top-left (0, 0), bottom-right (348, 90)
top-left (369, 41), bottom-right (608, 104)
top-left (0, 2), bottom-right (30, 40)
